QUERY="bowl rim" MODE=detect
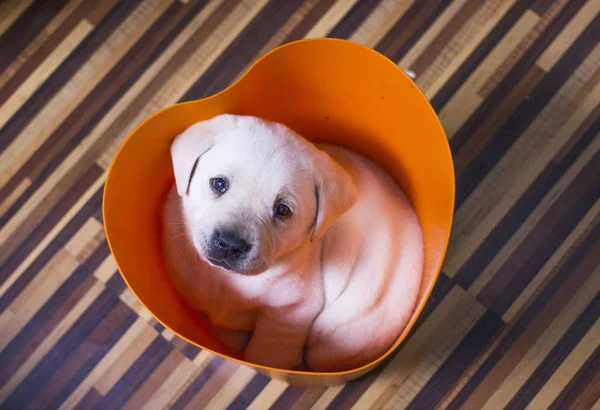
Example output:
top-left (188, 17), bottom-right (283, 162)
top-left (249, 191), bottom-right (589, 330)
top-left (103, 37), bottom-right (455, 378)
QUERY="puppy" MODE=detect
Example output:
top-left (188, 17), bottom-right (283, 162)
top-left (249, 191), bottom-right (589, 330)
top-left (162, 114), bottom-right (423, 372)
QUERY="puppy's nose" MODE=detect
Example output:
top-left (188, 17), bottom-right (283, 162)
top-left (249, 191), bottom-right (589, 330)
top-left (214, 230), bottom-right (252, 255)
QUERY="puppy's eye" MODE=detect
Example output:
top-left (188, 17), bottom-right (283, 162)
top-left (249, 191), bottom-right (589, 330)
top-left (274, 203), bottom-right (292, 218)
top-left (210, 177), bottom-right (228, 194)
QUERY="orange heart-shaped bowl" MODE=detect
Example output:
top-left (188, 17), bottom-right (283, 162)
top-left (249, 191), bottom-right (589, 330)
top-left (103, 38), bottom-right (454, 385)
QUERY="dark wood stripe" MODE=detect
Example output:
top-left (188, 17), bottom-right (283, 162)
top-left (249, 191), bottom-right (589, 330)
top-left (0, 171), bottom-right (104, 312)
top-left (0, 0), bottom-right (142, 155)
top-left (122, 349), bottom-right (184, 410)
top-left (507, 296), bottom-right (600, 409)
top-left (93, 336), bottom-right (173, 410)
top-left (327, 0), bottom-right (382, 39)
top-left (412, 272), bottom-right (455, 330)
top-left (409, 0), bottom-right (485, 75)
top-left (169, 333), bottom-right (201, 359)
top-left (170, 355), bottom-right (226, 410)
top-left (171, 335), bottom-right (192, 352)
top-left (531, 0), bottom-right (558, 16)
top-left (182, 0), bottom-right (305, 101)
top-left (0, 0), bottom-right (70, 74)
top-left (0, 242), bottom-right (110, 387)
top-left (455, 12), bottom-right (600, 207)
top-left (282, 0), bottom-right (337, 43)
top-left (549, 336), bottom-right (600, 410)
top-left (0, 0), bottom-right (98, 107)
top-left (406, 310), bottom-right (504, 410)
top-left (452, 65), bottom-right (546, 175)
top-left (447, 222), bottom-right (600, 409)
top-left (84, 0), bottom-right (123, 26)
top-left (454, 116), bottom-right (600, 290)
top-left (325, 369), bottom-right (381, 410)
top-left (431, 0), bottom-right (537, 111)
top-left (451, 0), bottom-right (587, 155)
top-left (181, 343), bottom-right (202, 361)
top-left (374, 0), bottom-right (452, 62)
top-left (153, 321), bottom-right (165, 333)
top-left (226, 373), bottom-right (271, 410)
top-left (105, 271), bottom-right (127, 295)
top-left (3, 290), bottom-right (135, 409)
top-left (75, 388), bottom-right (104, 410)
top-left (92, 206), bottom-right (104, 225)
top-left (482, 150), bottom-right (600, 314)
top-left (271, 385), bottom-right (306, 410)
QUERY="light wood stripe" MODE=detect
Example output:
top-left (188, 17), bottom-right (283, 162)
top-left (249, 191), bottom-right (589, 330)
top-left (362, 0), bottom-right (417, 48)
top-left (0, 0), bottom-right (173, 190)
top-left (141, 356), bottom-right (198, 410)
top-left (0, 249), bottom-right (78, 352)
top-left (0, 280), bottom-right (104, 404)
top-left (537, 0), bottom-right (600, 71)
top-left (383, 296), bottom-right (486, 409)
top-left (64, 217), bottom-right (104, 261)
top-left (0, 178), bottom-right (30, 218)
top-left (254, 0), bottom-right (321, 59)
top-left (305, 0), bottom-right (361, 38)
top-left (0, 20), bottom-right (93, 130)
top-left (0, 172), bottom-right (105, 300)
top-left (438, 10), bottom-right (540, 137)
top-left (398, 0), bottom-right (471, 69)
top-left (0, 0), bottom-right (87, 89)
top-left (483, 270), bottom-right (600, 409)
top-left (527, 317), bottom-right (600, 410)
top-left (349, 0), bottom-right (404, 46)
top-left (247, 378), bottom-right (289, 410)
top-left (477, 0), bottom-right (568, 100)
top-left (469, 133), bottom-right (600, 296)
top-left (120, 288), bottom-right (154, 322)
top-left (0, 0), bottom-right (34, 36)
top-left (446, 52), bottom-right (600, 277)
top-left (425, 0), bottom-right (518, 99)
top-left (58, 318), bottom-right (149, 409)
top-left (503, 197), bottom-right (600, 322)
top-left (94, 255), bottom-right (118, 284)
top-left (310, 384), bottom-right (345, 410)
top-left (94, 324), bottom-right (158, 395)
top-left (205, 365), bottom-right (257, 409)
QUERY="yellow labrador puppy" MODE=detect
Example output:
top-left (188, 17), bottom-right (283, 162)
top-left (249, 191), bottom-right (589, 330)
top-left (162, 114), bottom-right (423, 372)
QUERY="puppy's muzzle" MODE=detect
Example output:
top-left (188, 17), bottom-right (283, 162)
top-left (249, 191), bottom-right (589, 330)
top-left (207, 229), bottom-right (252, 270)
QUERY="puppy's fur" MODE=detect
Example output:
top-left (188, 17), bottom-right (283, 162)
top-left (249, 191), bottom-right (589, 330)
top-left (162, 114), bottom-right (423, 372)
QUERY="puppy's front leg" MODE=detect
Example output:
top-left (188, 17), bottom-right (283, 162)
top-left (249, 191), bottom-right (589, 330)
top-left (244, 314), bottom-right (311, 370)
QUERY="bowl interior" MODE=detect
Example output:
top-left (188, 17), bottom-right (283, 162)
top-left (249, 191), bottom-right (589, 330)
top-left (103, 39), bottom-right (454, 379)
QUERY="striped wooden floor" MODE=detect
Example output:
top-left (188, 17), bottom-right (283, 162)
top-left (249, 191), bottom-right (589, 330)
top-left (0, 0), bottom-right (599, 409)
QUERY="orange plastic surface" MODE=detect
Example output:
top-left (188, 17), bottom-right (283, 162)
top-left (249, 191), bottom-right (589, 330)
top-left (103, 38), bottom-right (455, 385)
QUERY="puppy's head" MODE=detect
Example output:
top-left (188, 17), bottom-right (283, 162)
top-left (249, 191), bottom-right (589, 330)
top-left (171, 114), bottom-right (357, 275)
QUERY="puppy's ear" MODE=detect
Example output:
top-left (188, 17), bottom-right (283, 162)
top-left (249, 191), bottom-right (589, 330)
top-left (171, 123), bottom-right (215, 196)
top-left (171, 115), bottom-right (241, 196)
top-left (311, 150), bottom-right (357, 241)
